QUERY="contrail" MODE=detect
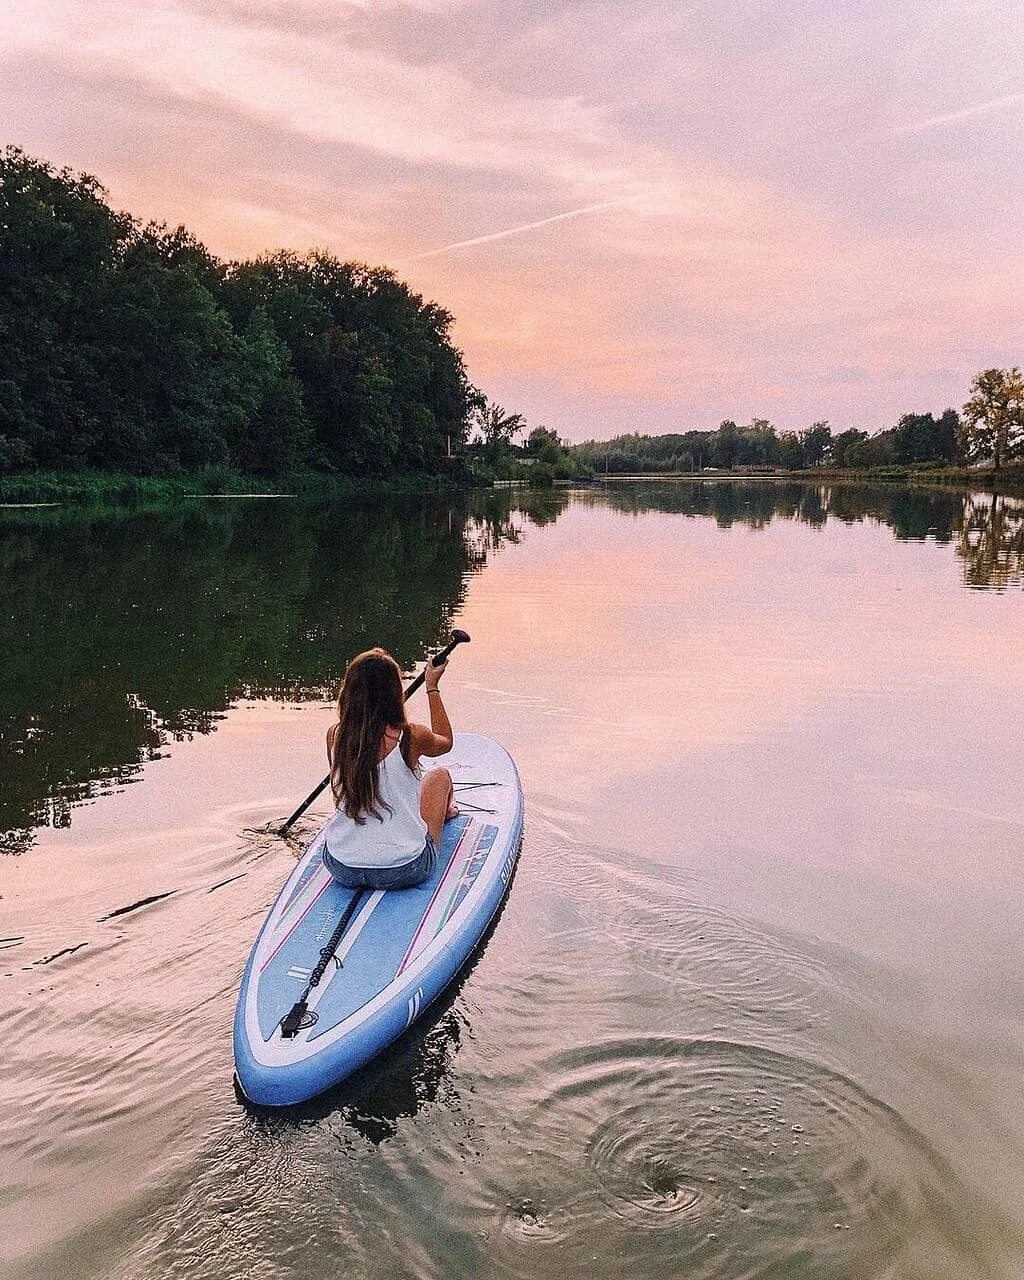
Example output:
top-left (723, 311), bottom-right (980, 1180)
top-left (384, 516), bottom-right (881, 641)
top-left (894, 92), bottom-right (1022, 136)
top-left (396, 197), bottom-right (636, 263)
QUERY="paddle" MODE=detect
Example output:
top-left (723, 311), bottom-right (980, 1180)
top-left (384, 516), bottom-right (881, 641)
top-left (277, 629), bottom-right (471, 837)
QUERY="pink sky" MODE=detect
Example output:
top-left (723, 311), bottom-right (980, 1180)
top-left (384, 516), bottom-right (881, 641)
top-left (1, 0), bottom-right (1022, 440)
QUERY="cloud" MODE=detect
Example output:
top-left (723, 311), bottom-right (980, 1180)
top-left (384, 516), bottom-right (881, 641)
top-left (0, 0), bottom-right (626, 189)
top-left (1, 0), bottom-right (1022, 438)
top-left (893, 92), bottom-right (1024, 136)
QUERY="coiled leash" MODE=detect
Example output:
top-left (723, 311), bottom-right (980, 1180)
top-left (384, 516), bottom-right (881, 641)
top-left (279, 889), bottom-right (365, 1038)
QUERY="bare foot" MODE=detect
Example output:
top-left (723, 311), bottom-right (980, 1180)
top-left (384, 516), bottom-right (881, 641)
top-left (446, 801), bottom-right (460, 820)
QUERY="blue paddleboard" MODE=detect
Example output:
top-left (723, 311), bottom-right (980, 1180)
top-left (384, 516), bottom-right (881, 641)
top-left (233, 733), bottom-right (523, 1106)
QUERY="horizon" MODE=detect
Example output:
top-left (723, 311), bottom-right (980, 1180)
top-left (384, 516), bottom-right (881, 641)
top-left (1, 0), bottom-right (1021, 442)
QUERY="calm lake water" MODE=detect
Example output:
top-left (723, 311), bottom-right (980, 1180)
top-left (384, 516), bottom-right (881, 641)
top-left (2, 482), bottom-right (1023, 1280)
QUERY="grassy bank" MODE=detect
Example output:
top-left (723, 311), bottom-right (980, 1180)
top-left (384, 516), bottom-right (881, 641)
top-left (808, 461), bottom-right (1024, 494)
top-left (0, 465), bottom-right (474, 506)
top-left (6, 460), bottom-right (1023, 507)
top-left (596, 461), bottom-right (1024, 495)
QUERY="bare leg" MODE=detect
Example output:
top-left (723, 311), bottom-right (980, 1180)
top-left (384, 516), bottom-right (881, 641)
top-left (420, 767), bottom-right (457, 845)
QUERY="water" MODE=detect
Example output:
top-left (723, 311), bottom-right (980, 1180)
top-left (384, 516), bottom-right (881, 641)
top-left (2, 483), bottom-right (1023, 1279)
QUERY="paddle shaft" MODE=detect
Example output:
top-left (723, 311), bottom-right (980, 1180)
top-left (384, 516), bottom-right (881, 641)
top-left (277, 631), bottom-right (469, 835)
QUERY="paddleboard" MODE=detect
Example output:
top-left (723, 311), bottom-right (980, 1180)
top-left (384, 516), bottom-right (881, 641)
top-left (233, 732), bottom-right (523, 1106)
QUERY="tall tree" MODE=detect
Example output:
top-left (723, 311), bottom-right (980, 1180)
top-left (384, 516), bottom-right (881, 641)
top-left (710, 420), bottom-right (740, 468)
top-left (962, 368), bottom-right (1024, 470)
top-left (801, 421), bottom-right (832, 466)
top-left (0, 147), bottom-right (134, 468)
top-left (742, 417), bottom-right (776, 464)
top-left (525, 425), bottom-right (564, 464)
top-left (891, 410), bottom-right (960, 464)
top-left (223, 253), bottom-right (475, 475)
top-left (831, 428), bottom-right (869, 468)
top-left (475, 402), bottom-right (525, 465)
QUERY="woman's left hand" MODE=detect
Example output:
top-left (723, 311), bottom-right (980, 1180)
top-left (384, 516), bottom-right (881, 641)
top-left (425, 656), bottom-right (447, 691)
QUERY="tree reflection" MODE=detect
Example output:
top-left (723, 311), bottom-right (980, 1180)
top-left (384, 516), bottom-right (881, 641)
top-left (0, 495), bottom-right (533, 848)
top-left (596, 476), bottom-right (1021, 564)
top-left (458, 487), bottom-right (571, 566)
top-left (601, 478), bottom-right (1022, 586)
top-left (598, 478), bottom-right (970, 539)
top-left (957, 492), bottom-right (1024, 590)
top-left (2, 480), bottom-right (1018, 849)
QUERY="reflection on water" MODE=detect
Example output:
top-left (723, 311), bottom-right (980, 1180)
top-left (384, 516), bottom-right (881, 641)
top-left (240, 1003), bottom-right (467, 1146)
top-left (958, 491), bottom-right (1024, 589)
top-left (0, 492), bottom-right (563, 848)
top-left (29, 848), bottom-right (1011, 1280)
top-left (598, 478), bottom-right (1024, 579)
top-left (4, 480), bottom-right (1024, 1280)
top-left (2, 482), bottom-right (1020, 851)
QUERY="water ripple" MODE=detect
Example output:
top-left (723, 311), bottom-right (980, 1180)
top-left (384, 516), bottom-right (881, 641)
top-left (474, 1035), bottom-right (982, 1279)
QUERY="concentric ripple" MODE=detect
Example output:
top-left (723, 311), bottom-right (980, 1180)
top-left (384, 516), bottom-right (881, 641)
top-left (473, 1035), bottom-right (984, 1280)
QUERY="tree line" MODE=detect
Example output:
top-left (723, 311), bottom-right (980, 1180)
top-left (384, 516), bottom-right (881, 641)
top-left (572, 370), bottom-right (1024, 475)
top-left (4, 148), bottom-right (1021, 486)
top-left (0, 148), bottom-right (480, 480)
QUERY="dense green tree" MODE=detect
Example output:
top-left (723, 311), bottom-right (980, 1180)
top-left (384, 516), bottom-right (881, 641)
top-left (890, 410), bottom-right (960, 464)
top-left (741, 418), bottom-right (777, 464)
top-left (221, 253), bottom-right (475, 475)
top-left (0, 149), bottom-right (479, 480)
top-left (525, 425), bottom-right (564, 464)
top-left (830, 428), bottom-right (869, 468)
top-left (711, 420), bottom-right (740, 468)
top-left (0, 147), bottom-right (133, 468)
top-left (842, 437), bottom-right (870, 468)
top-left (776, 431), bottom-right (804, 470)
top-left (801, 421), bottom-right (832, 466)
top-left (571, 400), bottom-right (994, 477)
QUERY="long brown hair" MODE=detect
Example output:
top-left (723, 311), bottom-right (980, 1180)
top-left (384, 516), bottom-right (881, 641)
top-left (330, 648), bottom-right (414, 822)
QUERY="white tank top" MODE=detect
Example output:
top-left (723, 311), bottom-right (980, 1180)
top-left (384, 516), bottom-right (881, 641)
top-left (324, 737), bottom-right (428, 868)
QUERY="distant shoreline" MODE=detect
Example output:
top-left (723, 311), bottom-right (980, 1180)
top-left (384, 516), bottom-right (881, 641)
top-left (591, 462), bottom-right (1024, 496)
top-left (4, 461), bottom-right (1024, 508)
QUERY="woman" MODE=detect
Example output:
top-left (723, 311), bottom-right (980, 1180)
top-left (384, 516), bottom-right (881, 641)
top-left (322, 647), bottom-right (457, 890)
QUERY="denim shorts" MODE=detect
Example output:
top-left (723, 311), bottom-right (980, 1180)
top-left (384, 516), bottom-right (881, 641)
top-left (323, 835), bottom-right (438, 890)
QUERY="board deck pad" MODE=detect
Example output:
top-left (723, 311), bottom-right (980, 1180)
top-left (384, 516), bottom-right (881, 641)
top-left (234, 734), bottom-right (523, 1106)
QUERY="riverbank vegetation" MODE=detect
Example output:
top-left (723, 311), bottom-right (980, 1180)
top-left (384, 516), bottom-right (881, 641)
top-left (4, 149), bottom-right (1021, 500)
top-left (571, 369), bottom-right (1024, 488)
